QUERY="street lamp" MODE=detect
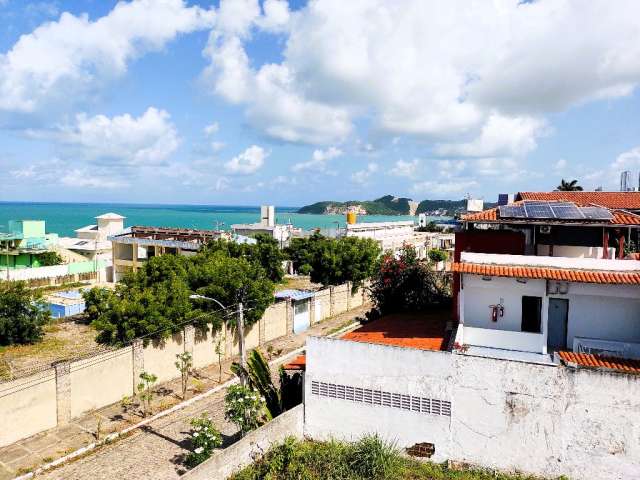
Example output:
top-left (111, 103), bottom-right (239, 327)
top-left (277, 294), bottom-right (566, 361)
top-left (189, 294), bottom-right (246, 377)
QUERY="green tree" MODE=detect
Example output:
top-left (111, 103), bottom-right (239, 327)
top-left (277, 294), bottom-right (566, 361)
top-left (0, 281), bottom-right (50, 346)
top-left (556, 179), bottom-right (583, 191)
top-left (224, 384), bottom-right (266, 436)
top-left (175, 352), bottom-right (193, 400)
top-left (286, 234), bottom-right (380, 291)
top-left (427, 248), bottom-right (448, 263)
top-left (137, 371), bottom-right (158, 417)
top-left (35, 251), bottom-right (63, 266)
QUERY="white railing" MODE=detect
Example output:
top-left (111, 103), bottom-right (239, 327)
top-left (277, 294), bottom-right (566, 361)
top-left (462, 326), bottom-right (544, 353)
top-left (460, 252), bottom-right (640, 271)
top-left (573, 337), bottom-right (640, 360)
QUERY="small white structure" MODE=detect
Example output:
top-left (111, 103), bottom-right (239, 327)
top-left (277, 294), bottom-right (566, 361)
top-left (232, 205), bottom-right (300, 247)
top-left (345, 221), bottom-right (427, 258)
top-left (58, 213), bottom-right (125, 263)
top-left (275, 289), bottom-right (314, 333)
top-left (466, 198), bottom-right (484, 212)
top-left (455, 252), bottom-right (640, 358)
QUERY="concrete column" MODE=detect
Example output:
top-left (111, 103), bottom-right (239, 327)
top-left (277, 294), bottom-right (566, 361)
top-left (132, 339), bottom-right (144, 392)
top-left (184, 325), bottom-right (195, 357)
top-left (329, 286), bottom-right (335, 317)
top-left (54, 361), bottom-right (71, 426)
top-left (131, 242), bottom-right (138, 271)
top-left (346, 282), bottom-right (352, 310)
top-left (258, 316), bottom-right (266, 345)
top-left (286, 299), bottom-right (294, 334)
top-left (309, 296), bottom-right (316, 325)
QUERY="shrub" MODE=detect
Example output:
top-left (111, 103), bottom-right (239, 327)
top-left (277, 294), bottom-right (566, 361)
top-left (185, 412), bottom-right (222, 468)
top-left (428, 248), bottom-right (448, 263)
top-left (0, 281), bottom-right (50, 346)
top-left (370, 245), bottom-right (450, 314)
top-left (175, 352), bottom-right (193, 400)
top-left (224, 384), bottom-right (266, 436)
top-left (231, 349), bottom-right (282, 420)
top-left (137, 371), bottom-right (157, 417)
top-left (35, 251), bottom-right (63, 266)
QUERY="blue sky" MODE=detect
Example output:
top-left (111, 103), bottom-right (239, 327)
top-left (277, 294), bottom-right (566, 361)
top-left (1, 0), bottom-right (640, 206)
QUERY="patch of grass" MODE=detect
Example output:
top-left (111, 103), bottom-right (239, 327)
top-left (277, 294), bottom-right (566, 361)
top-left (326, 319), bottom-right (359, 336)
top-left (230, 436), bottom-right (559, 480)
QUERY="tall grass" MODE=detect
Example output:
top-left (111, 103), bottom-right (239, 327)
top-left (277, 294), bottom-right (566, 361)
top-left (230, 436), bottom-right (559, 480)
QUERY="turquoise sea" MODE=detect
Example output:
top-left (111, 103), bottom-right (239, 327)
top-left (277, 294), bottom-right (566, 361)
top-left (0, 202), bottom-right (445, 238)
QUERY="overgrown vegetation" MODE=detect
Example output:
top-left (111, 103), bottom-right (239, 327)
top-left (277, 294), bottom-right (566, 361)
top-left (231, 349), bottom-right (282, 420)
top-left (369, 245), bottom-right (450, 315)
top-left (286, 233), bottom-right (380, 291)
top-left (230, 436), bottom-right (550, 480)
top-left (83, 237), bottom-right (278, 346)
top-left (185, 412), bottom-right (223, 468)
top-left (224, 384), bottom-right (267, 436)
top-left (428, 248), bottom-right (448, 263)
top-left (35, 251), bottom-right (64, 266)
top-left (0, 281), bottom-right (51, 346)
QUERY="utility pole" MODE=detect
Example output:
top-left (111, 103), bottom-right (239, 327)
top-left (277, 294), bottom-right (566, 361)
top-left (237, 301), bottom-right (246, 374)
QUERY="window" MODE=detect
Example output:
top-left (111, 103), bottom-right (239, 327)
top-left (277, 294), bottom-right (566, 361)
top-left (521, 296), bottom-right (542, 333)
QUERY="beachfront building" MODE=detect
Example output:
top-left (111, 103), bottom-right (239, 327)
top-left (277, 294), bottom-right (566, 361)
top-left (231, 205), bottom-right (301, 247)
top-left (108, 225), bottom-right (255, 282)
top-left (58, 213), bottom-right (125, 263)
top-left (0, 220), bottom-right (59, 269)
top-left (453, 192), bottom-right (640, 361)
top-left (344, 220), bottom-right (430, 258)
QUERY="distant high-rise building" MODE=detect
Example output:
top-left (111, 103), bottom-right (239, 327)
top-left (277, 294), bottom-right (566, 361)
top-left (620, 171), bottom-right (631, 191)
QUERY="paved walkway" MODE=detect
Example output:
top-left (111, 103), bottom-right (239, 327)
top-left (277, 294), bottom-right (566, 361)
top-left (0, 306), bottom-right (368, 480)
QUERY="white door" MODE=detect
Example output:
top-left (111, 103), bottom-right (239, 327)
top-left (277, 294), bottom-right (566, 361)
top-left (293, 300), bottom-right (311, 333)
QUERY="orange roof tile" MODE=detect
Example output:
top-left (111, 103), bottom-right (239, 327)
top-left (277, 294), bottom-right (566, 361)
top-left (517, 191), bottom-right (640, 209)
top-left (453, 262), bottom-right (640, 284)
top-left (282, 354), bottom-right (306, 371)
top-left (342, 313), bottom-right (451, 351)
top-left (558, 351), bottom-right (640, 374)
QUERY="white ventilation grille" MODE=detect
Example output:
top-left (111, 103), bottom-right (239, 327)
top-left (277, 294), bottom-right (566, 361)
top-left (311, 380), bottom-right (451, 417)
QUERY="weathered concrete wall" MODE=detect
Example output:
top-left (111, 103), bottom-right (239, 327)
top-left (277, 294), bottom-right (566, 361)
top-left (182, 405), bottom-right (303, 480)
top-left (70, 348), bottom-right (133, 418)
top-left (331, 283), bottom-right (350, 316)
top-left (313, 289), bottom-right (331, 323)
top-left (0, 370), bottom-right (57, 446)
top-left (304, 336), bottom-right (640, 480)
top-left (192, 325), bottom-right (221, 370)
top-left (143, 332), bottom-right (184, 384)
top-left (263, 301), bottom-right (288, 341)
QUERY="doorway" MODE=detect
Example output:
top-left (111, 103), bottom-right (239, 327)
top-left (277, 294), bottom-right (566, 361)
top-left (521, 296), bottom-right (542, 333)
top-left (547, 298), bottom-right (569, 351)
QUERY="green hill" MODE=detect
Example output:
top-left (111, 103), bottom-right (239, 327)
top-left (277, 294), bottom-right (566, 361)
top-left (298, 195), bottom-right (416, 215)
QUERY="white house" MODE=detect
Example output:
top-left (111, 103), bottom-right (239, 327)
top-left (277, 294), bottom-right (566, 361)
top-left (345, 221), bottom-right (428, 258)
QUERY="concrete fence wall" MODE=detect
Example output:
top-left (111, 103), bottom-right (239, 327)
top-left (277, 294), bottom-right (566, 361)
top-left (182, 404), bottom-right (304, 480)
top-left (304, 336), bottom-right (640, 480)
top-left (0, 282), bottom-right (366, 448)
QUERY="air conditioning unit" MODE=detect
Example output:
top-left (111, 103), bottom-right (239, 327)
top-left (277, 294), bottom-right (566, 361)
top-left (540, 225), bottom-right (551, 234)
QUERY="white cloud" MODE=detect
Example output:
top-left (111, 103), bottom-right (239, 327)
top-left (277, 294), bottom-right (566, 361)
top-left (202, 0), bottom-right (640, 154)
top-left (554, 158), bottom-right (568, 172)
top-left (612, 146), bottom-right (640, 172)
top-left (60, 169), bottom-right (128, 189)
top-left (351, 163), bottom-right (378, 185)
top-left (411, 180), bottom-right (478, 195)
top-left (204, 122), bottom-right (219, 135)
top-left (292, 146), bottom-right (342, 172)
top-left (38, 107), bottom-right (179, 165)
top-left (211, 141), bottom-right (225, 153)
top-left (389, 159), bottom-right (420, 178)
top-left (0, 0), bottom-right (214, 113)
top-left (224, 145), bottom-right (267, 174)
top-left (258, 0), bottom-right (290, 33)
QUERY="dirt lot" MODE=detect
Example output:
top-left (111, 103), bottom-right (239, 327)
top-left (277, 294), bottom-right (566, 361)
top-left (0, 320), bottom-right (102, 381)
top-left (279, 275), bottom-right (323, 291)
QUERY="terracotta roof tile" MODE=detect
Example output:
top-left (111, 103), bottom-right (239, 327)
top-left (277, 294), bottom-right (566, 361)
top-left (282, 354), bottom-right (306, 371)
top-left (558, 351), bottom-right (640, 374)
top-left (517, 191), bottom-right (640, 209)
top-left (453, 262), bottom-right (640, 285)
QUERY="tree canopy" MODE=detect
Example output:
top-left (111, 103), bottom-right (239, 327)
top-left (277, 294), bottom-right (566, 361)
top-left (0, 281), bottom-right (51, 346)
top-left (286, 233), bottom-right (381, 290)
top-left (556, 179), bottom-right (583, 191)
top-left (84, 238), bottom-right (277, 346)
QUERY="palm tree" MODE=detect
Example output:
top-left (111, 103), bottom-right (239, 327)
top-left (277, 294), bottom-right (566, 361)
top-left (556, 179), bottom-right (583, 191)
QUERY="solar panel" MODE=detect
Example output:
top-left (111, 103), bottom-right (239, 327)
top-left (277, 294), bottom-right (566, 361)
top-left (550, 203), bottom-right (584, 219)
top-left (523, 202), bottom-right (554, 219)
top-left (580, 207), bottom-right (613, 220)
top-left (498, 205), bottom-right (526, 218)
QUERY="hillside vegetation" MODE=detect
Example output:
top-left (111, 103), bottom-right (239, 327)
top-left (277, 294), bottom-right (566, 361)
top-left (298, 195), bottom-right (416, 215)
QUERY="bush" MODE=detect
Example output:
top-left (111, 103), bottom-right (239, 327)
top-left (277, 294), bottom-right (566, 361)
top-left (35, 251), bottom-right (63, 266)
top-left (0, 281), bottom-right (50, 346)
top-left (370, 245), bottom-right (450, 315)
top-left (185, 412), bottom-right (222, 468)
top-left (428, 248), bottom-right (448, 263)
top-left (224, 384), bottom-right (267, 436)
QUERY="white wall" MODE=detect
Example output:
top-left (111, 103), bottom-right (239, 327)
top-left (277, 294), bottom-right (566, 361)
top-left (537, 244), bottom-right (616, 259)
top-left (463, 275), bottom-right (545, 332)
top-left (304, 336), bottom-right (640, 480)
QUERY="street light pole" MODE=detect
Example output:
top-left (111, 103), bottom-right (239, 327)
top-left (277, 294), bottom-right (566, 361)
top-left (189, 294), bottom-right (247, 383)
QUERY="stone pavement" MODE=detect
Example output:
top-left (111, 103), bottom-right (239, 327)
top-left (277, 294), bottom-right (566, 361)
top-left (0, 305), bottom-right (368, 480)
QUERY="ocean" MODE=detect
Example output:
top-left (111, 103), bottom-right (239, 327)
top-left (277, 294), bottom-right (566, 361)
top-left (0, 202), bottom-right (445, 238)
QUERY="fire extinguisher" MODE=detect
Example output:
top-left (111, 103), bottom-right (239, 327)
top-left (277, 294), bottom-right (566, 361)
top-left (489, 303), bottom-right (504, 322)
